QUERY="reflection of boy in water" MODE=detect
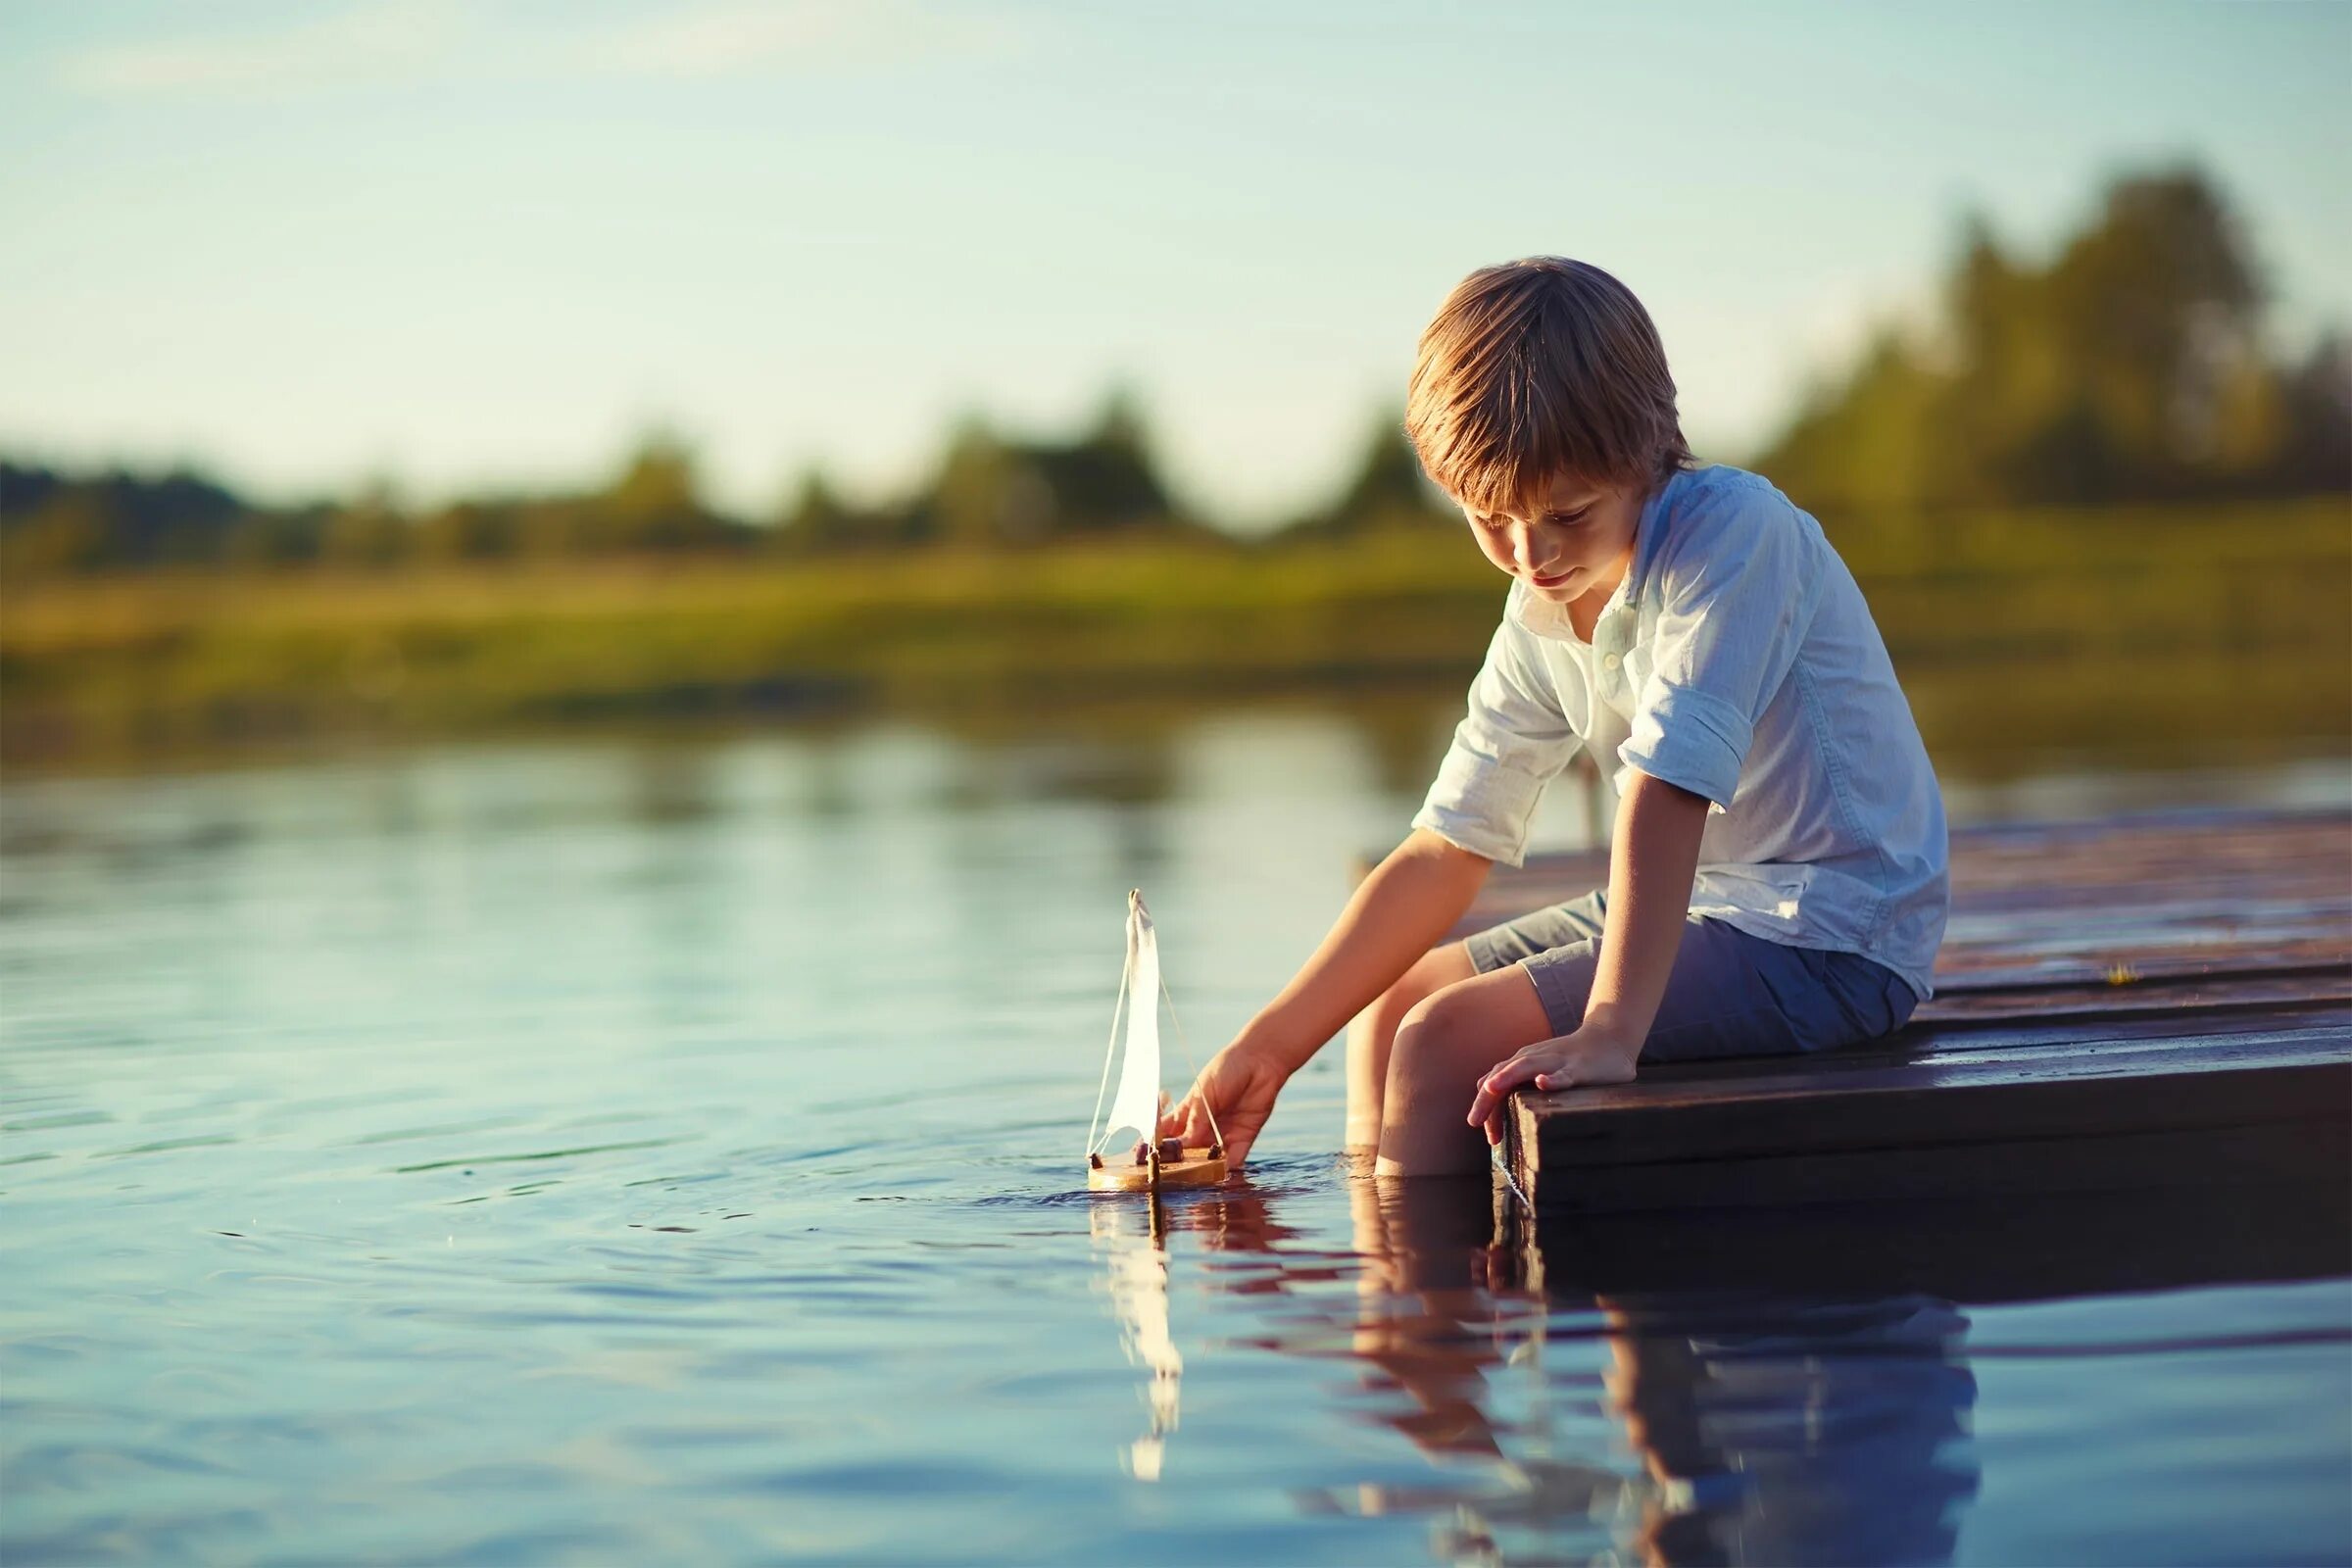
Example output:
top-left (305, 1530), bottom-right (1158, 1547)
top-left (1301, 1179), bottom-right (1981, 1566)
top-left (1604, 1297), bottom-right (1980, 1566)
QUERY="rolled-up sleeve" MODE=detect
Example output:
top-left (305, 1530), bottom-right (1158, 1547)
top-left (1619, 488), bottom-right (1822, 808)
top-left (1411, 614), bottom-right (1582, 867)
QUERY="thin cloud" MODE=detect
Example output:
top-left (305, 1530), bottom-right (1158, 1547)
top-left (51, 1), bottom-right (1032, 100)
top-left (55, 1), bottom-right (469, 98)
top-left (561, 1), bottom-right (1033, 78)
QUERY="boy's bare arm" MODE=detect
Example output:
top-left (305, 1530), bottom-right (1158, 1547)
top-left (1162, 828), bottom-right (1490, 1167)
top-left (1465, 769), bottom-right (1708, 1139)
top-left (1240, 826), bottom-right (1494, 1074)
top-left (1580, 769), bottom-right (1710, 1051)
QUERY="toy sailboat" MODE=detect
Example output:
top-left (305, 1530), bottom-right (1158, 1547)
top-left (1085, 890), bottom-right (1227, 1193)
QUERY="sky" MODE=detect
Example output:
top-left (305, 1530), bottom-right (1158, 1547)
top-left (1, 0), bottom-right (2345, 531)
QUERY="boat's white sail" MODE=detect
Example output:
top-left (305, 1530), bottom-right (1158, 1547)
top-left (1095, 892), bottom-right (1162, 1156)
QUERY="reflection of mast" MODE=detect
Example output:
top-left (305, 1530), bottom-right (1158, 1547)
top-left (1091, 1199), bottom-right (1183, 1482)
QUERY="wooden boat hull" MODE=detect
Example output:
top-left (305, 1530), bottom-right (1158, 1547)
top-left (1089, 1148), bottom-right (1227, 1192)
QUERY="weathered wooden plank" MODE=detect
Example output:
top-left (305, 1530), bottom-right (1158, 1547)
top-left (1511, 1025), bottom-right (2352, 1213)
top-left (1937, 905), bottom-right (2352, 948)
top-left (1913, 969), bottom-right (2352, 1023)
top-left (1930, 945), bottom-right (2352, 990)
top-left (1511, 1181), bottom-right (2352, 1300)
top-left (1856, 1002), bottom-right (2352, 1056)
top-left (1519, 1118), bottom-right (2349, 1214)
top-left (1943, 808), bottom-right (2352, 882)
top-left (1626, 1009), bottom-right (2352, 1080)
top-left (1518, 1040), bottom-right (2347, 1168)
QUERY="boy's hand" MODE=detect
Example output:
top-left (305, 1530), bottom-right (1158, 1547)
top-left (1464, 1027), bottom-right (1641, 1147)
top-left (1159, 1041), bottom-right (1289, 1170)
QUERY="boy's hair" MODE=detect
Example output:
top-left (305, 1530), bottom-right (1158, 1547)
top-left (1404, 257), bottom-right (1693, 515)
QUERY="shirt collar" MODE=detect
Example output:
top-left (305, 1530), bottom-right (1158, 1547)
top-left (1505, 466), bottom-right (1692, 643)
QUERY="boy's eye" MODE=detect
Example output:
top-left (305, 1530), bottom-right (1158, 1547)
top-left (1474, 508), bottom-right (1589, 529)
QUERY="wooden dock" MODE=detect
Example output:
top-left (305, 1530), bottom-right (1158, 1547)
top-left (1475, 808), bottom-right (2352, 1214)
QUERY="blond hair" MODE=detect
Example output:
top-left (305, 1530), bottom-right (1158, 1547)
top-left (1404, 257), bottom-right (1693, 515)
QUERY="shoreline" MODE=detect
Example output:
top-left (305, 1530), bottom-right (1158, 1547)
top-left (5, 498), bottom-right (2346, 774)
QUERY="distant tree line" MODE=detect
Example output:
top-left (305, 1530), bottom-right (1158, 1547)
top-left (3, 163), bottom-right (2341, 579)
top-left (0, 383), bottom-right (1453, 578)
top-left (1757, 164), bottom-right (2348, 511)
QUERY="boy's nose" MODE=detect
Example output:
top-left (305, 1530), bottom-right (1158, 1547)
top-left (1508, 526), bottom-right (1544, 572)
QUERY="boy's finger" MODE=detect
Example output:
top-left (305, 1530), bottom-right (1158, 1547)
top-left (1466, 1058), bottom-right (1540, 1128)
top-left (1464, 1073), bottom-right (1511, 1128)
top-left (1487, 1089), bottom-right (1524, 1144)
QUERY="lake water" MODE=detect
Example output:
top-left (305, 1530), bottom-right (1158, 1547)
top-left (4, 707), bottom-right (2348, 1565)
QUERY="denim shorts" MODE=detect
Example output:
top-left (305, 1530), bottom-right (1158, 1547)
top-left (1462, 890), bottom-right (1918, 1062)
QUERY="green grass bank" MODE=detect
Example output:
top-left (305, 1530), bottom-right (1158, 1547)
top-left (3, 497), bottom-right (2345, 774)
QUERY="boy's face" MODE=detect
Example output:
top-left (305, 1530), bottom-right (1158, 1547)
top-left (1458, 469), bottom-right (1645, 607)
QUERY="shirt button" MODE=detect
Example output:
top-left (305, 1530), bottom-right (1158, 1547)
top-left (1602, 652), bottom-right (1622, 670)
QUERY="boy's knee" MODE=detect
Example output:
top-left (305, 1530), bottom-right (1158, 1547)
top-left (1378, 944), bottom-right (1474, 1023)
top-left (1413, 968), bottom-right (1494, 1029)
top-left (1390, 982), bottom-right (1479, 1081)
top-left (1379, 984), bottom-right (1498, 1174)
top-left (1394, 989), bottom-right (1445, 1041)
top-left (1384, 1014), bottom-right (1434, 1110)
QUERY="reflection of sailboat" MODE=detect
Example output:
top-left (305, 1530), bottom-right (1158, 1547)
top-left (1086, 890), bottom-right (1225, 1193)
top-left (1091, 1200), bottom-right (1185, 1481)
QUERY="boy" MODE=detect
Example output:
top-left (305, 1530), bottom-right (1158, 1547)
top-left (1159, 257), bottom-right (1948, 1177)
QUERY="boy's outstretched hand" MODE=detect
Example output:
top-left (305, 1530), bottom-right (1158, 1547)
top-left (1159, 1041), bottom-right (1288, 1170)
top-left (1464, 1027), bottom-right (1641, 1148)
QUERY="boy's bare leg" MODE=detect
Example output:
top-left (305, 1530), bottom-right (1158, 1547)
top-left (1376, 964), bottom-right (1555, 1176)
top-left (1345, 942), bottom-right (1477, 1152)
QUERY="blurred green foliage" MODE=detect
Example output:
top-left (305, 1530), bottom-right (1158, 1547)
top-left (1758, 164), bottom-right (2348, 513)
top-left (0, 387), bottom-right (1234, 579)
top-left (3, 496), bottom-right (2343, 772)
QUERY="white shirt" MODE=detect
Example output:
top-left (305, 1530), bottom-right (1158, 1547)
top-left (1411, 462), bottom-right (1949, 1000)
